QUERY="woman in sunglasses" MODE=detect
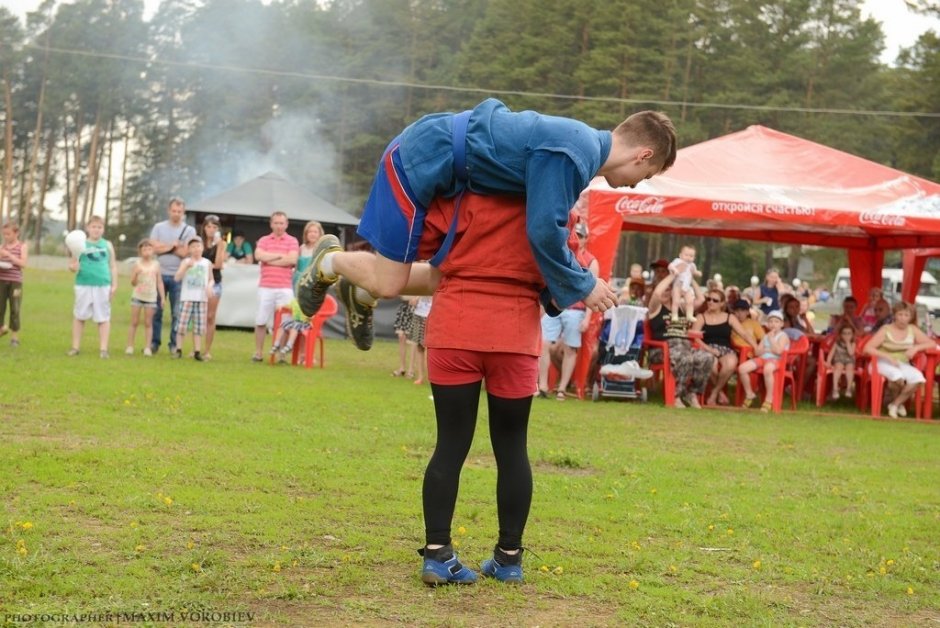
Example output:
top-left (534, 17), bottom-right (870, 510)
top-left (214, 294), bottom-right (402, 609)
top-left (648, 275), bottom-right (714, 408)
top-left (691, 289), bottom-right (759, 405)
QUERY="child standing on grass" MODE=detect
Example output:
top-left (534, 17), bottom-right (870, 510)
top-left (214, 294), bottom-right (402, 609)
top-left (0, 221), bottom-right (27, 347)
top-left (68, 216), bottom-right (117, 358)
top-left (126, 239), bottom-right (165, 356)
top-left (737, 309), bottom-right (790, 412)
top-left (173, 237), bottom-right (213, 361)
top-left (270, 298), bottom-right (311, 364)
top-left (825, 323), bottom-right (857, 400)
top-left (408, 296), bottom-right (432, 385)
top-left (392, 296), bottom-right (416, 377)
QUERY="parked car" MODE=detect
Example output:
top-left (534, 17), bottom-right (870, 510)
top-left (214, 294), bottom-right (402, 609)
top-left (831, 267), bottom-right (940, 314)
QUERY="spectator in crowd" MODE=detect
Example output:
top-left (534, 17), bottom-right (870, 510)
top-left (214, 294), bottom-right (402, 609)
top-left (738, 309), bottom-right (789, 413)
top-left (858, 287), bottom-right (884, 331)
top-left (781, 293), bottom-right (815, 336)
top-left (67, 216), bottom-right (117, 358)
top-left (742, 275), bottom-right (761, 306)
top-left (824, 323), bottom-right (858, 400)
top-left (724, 285), bottom-right (741, 313)
top-left (251, 212), bottom-right (299, 362)
top-left (392, 296), bottom-right (417, 378)
top-left (757, 268), bottom-right (782, 316)
top-left (126, 239), bottom-right (165, 356)
top-left (270, 298), bottom-right (311, 364)
top-left (0, 221), bottom-right (27, 347)
top-left (829, 295), bottom-right (863, 333)
top-left (408, 296), bottom-right (433, 386)
top-left (173, 237), bottom-right (214, 361)
top-left (731, 299), bottom-right (765, 350)
top-left (537, 221), bottom-right (597, 400)
top-left (864, 301), bottom-right (935, 418)
top-left (621, 277), bottom-right (646, 306)
top-left (149, 198), bottom-right (197, 354)
top-left (226, 230), bottom-right (254, 264)
top-left (201, 215), bottom-right (227, 360)
top-left (647, 274), bottom-right (713, 408)
top-left (692, 289), bottom-right (759, 406)
top-left (645, 258), bottom-right (670, 302)
top-left (870, 298), bottom-right (893, 332)
top-left (294, 221), bottom-right (324, 291)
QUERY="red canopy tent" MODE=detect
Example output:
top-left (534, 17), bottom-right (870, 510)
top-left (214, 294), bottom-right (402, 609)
top-left (572, 125), bottom-right (940, 397)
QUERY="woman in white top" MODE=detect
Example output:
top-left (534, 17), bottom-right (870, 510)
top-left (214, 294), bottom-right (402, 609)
top-left (864, 301), bottom-right (935, 418)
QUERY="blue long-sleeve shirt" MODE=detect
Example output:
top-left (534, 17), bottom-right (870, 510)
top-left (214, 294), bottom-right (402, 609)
top-left (399, 99), bottom-right (611, 310)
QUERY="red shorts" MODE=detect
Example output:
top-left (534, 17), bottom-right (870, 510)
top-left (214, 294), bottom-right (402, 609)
top-left (428, 348), bottom-right (538, 399)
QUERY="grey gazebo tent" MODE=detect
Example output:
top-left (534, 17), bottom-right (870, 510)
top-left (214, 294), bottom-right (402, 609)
top-left (190, 171), bottom-right (360, 226)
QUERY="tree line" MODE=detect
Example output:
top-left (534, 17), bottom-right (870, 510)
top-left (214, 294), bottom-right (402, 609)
top-left (0, 0), bottom-right (938, 283)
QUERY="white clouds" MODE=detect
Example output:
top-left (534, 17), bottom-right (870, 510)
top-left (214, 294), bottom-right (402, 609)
top-left (861, 0), bottom-right (940, 63)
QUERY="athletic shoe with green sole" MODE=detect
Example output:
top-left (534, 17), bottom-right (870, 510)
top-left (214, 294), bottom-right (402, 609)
top-left (296, 234), bottom-right (342, 317)
top-left (338, 277), bottom-right (376, 351)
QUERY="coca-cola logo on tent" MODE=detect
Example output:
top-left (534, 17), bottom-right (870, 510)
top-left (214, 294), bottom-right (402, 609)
top-left (615, 196), bottom-right (665, 216)
top-left (859, 212), bottom-right (906, 227)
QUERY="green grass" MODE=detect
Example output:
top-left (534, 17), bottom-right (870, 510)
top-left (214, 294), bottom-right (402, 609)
top-left (1, 268), bottom-right (939, 626)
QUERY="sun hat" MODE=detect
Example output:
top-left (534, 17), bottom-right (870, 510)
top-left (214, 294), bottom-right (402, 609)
top-left (767, 309), bottom-right (784, 321)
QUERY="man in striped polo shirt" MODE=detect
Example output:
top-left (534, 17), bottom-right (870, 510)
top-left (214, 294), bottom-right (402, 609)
top-left (252, 211), bottom-right (299, 361)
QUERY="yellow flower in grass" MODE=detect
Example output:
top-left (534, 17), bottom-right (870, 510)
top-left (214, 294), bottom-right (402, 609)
top-left (553, 566), bottom-right (563, 575)
top-left (669, 565), bottom-right (677, 574)
top-left (452, 539), bottom-right (460, 549)
top-left (907, 587), bottom-right (914, 595)
top-left (186, 541), bottom-right (195, 550)
top-left (629, 579), bottom-right (639, 589)
top-left (163, 496), bottom-right (173, 507)
top-left (191, 562), bottom-right (202, 572)
top-left (135, 544), bottom-right (146, 553)
top-left (540, 565), bottom-right (549, 573)
top-left (16, 540), bottom-right (27, 556)
top-left (752, 560), bottom-right (762, 570)
top-left (457, 526), bottom-right (467, 536)
top-left (726, 528), bottom-right (734, 536)
top-left (631, 541), bottom-right (641, 551)
top-left (879, 566), bottom-right (887, 575)
top-left (19, 522), bottom-right (33, 531)
top-left (650, 488), bottom-right (657, 495)
top-left (273, 561), bottom-right (281, 573)
top-left (886, 559), bottom-right (895, 566)
top-left (708, 525), bottom-right (715, 531)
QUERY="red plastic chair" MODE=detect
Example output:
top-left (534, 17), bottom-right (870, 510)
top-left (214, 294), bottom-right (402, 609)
top-left (741, 334), bottom-right (809, 412)
top-left (867, 350), bottom-right (924, 418)
top-left (816, 333), bottom-right (872, 408)
top-left (270, 295), bottom-right (339, 369)
top-left (642, 318), bottom-right (675, 406)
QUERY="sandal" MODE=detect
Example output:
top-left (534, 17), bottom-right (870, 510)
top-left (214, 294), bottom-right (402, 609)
top-left (760, 401), bottom-right (772, 413)
top-left (555, 390), bottom-right (567, 401)
top-left (536, 389), bottom-right (550, 399)
top-left (391, 369), bottom-right (406, 377)
top-left (742, 394), bottom-right (757, 408)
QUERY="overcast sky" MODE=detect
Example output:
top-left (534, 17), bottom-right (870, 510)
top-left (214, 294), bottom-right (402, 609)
top-left (3, 0), bottom-right (938, 65)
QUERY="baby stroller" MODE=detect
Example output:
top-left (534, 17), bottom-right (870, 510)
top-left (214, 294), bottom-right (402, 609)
top-left (592, 305), bottom-right (652, 402)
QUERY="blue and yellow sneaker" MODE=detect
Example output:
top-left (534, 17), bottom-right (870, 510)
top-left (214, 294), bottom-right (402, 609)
top-left (481, 546), bottom-right (523, 583)
top-left (418, 545), bottom-right (477, 586)
top-left (296, 234), bottom-right (342, 318)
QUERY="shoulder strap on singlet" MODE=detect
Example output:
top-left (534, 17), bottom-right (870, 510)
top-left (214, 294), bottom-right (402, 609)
top-left (429, 110), bottom-right (472, 268)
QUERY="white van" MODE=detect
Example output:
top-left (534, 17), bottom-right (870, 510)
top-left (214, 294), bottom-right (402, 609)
top-left (832, 268), bottom-right (940, 314)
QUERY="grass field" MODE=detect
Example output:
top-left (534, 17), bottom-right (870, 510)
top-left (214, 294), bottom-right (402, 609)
top-left (1, 268), bottom-right (939, 626)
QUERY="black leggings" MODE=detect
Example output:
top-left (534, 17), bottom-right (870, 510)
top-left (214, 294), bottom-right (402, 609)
top-left (423, 382), bottom-right (532, 550)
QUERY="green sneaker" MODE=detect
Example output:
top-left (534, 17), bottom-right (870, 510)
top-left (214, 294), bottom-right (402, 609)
top-left (338, 278), bottom-right (376, 351)
top-left (296, 234), bottom-right (342, 317)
